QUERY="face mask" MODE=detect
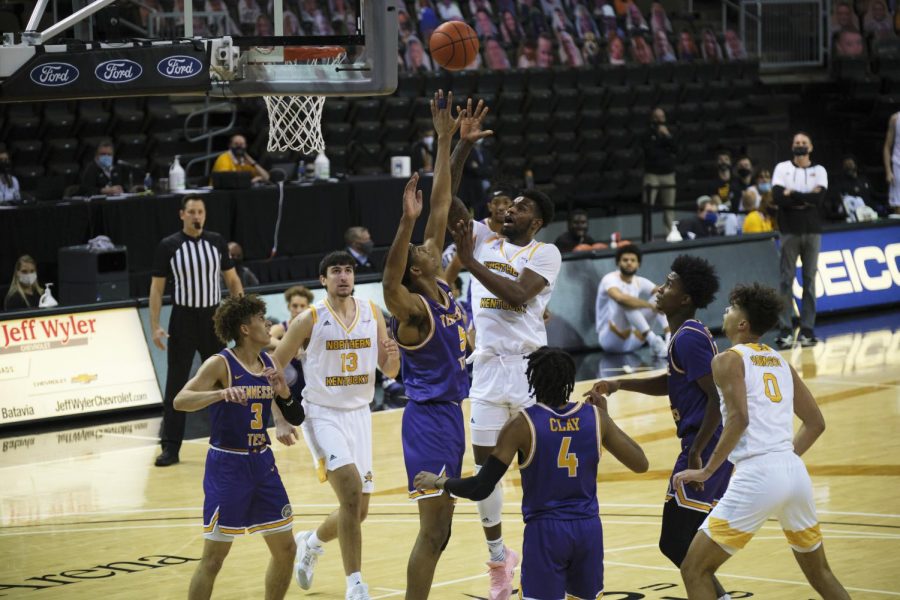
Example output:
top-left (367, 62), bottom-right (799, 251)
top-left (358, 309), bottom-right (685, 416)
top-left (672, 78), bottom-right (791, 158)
top-left (758, 182), bottom-right (772, 193)
top-left (718, 162), bottom-right (731, 172)
top-left (792, 146), bottom-right (809, 156)
top-left (18, 273), bottom-right (37, 286)
top-left (422, 136), bottom-right (434, 147)
top-left (98, 155), bottom-right (113, 169)
top-left (737, 167), bottom-right (752, 178)
top-left (359, 240), bottom-right (375, 255)
top-left (232, 147), bottom-right (246, 157)
top-left (704, 211), bottom-right (718, 224)
top-left (844, 168), bottom-right (857, 178)
top-left (0, 161), bottom-right (10, 173)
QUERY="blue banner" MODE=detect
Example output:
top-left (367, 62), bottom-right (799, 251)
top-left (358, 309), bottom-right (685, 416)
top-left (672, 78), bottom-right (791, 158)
top-left (794, 224), bottom-right (900, 313)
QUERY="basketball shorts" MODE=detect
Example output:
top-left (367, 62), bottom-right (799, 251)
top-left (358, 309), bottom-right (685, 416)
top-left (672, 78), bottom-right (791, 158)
top-left (892, 162), bottom-right (900, 207)
top-left (301, 401), bottom-right (374, 493)
top-left (700, 450), bottom-right (822, 555)
top-left (402, 400), bottom-right (466, 501)
top-left (665, 435), bottom-right (732, 513)
top-left (521, 517), bottom-right (604, 600)
top-left (469, 352), bottom-right (534, 446)
top-left (202, 446), bottom-right (293, 541)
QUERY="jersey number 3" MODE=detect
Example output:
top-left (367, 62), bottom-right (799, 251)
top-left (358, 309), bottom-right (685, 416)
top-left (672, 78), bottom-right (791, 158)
top-left (557, 436), bottom-right (579, 477)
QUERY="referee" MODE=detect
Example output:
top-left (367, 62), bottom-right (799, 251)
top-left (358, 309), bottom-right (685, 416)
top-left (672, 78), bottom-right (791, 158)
top-left (150, 195), bottom-right (244, 466)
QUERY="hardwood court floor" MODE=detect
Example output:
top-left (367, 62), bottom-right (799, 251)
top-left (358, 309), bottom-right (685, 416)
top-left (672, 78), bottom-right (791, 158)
top-left (1, 326), bottom-right (899, 599)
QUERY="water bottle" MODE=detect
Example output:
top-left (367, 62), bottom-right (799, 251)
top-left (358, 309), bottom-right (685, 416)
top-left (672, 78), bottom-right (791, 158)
top-left (610, 232), bottom-right (620, 249)
top-left (297, 160), bottom-right (305, 182)
top-left (314, 152), bottom-right (330, 180)
top-left (666, 222), bottom-right (683, 242)
top-left (143, 172), bottom-right (153, 192)
top-left (39, 283), bottom-right (59, 308)
top-left (169, 155), bottom-right (186, 192)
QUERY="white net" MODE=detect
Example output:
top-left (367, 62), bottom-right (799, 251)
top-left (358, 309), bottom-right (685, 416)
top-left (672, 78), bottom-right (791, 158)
top-left (264, 48), bottom-right (346, 154)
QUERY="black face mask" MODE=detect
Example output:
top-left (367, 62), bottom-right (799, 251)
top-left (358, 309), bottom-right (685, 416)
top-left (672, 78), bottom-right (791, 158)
top-left (0, 161), bottom-right (10, 174)
top-left (232, 147), bottom-right (246, 157)
top-left (792, 147), bottom-right (809, 156)
top-left (718, 162), bottom-right (731, 172)
top-left (737, 167), bottom-right (752, 178)
top-left (844, 168), bottom-right (857, 178)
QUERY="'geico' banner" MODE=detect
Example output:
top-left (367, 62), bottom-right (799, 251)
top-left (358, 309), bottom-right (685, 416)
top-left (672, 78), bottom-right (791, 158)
top-left (793, 223), bottom-right (900, 313)
top-left (0, 307), bottom-right (161, 426)
top-left (0, 41), bottom-right (209, 102)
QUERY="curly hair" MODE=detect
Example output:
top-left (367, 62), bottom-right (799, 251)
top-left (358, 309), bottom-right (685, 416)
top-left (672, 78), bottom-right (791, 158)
top-left (284, 285), bottom-right (314, 305)
top-left (526, 346), bottom-right (576, 408)
top-left (521, 189), bottom-right (555, 229)
top-left (616, 244), bottom-right (642, 263)
top-left (213, 294), bottom-right (267, 345)
top-left (670, 254), bottom-right (719, 309)
top-left (729, 283), bottom-right (783, 336)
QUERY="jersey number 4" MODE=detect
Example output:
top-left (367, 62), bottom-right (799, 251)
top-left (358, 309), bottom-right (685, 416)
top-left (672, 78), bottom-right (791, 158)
top-left (557, 436), bottom-right (579, 477)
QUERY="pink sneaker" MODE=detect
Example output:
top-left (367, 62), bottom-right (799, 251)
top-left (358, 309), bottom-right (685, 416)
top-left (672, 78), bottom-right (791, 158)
top-left (486, 546), bottom-right (519, 600)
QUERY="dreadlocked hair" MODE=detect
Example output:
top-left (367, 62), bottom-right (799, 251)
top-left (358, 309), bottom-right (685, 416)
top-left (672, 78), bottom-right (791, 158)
top-left (525, 346), bottom-right (576, 408)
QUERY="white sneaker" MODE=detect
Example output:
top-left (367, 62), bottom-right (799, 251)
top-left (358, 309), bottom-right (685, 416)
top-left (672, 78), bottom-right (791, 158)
top-left (648, 333), bottom-right (668, 358)
top-left (293, 530), bottom-right (323, 590)
top-left (345, 582), bottom-right (370, 600)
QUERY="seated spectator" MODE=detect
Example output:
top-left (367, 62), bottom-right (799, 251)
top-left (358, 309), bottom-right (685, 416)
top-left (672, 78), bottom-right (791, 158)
top-left (558, 30), bottom-right (585, 66)
top-left (498, 9), bottom-right (524, 46)
top-left (631, 34), bottom-right (655, 64)
top-left (474, 8), bottom-right (498, 38)
top-left (484, 36), bottom-right (512, 69)
top-left (700, 27), bottom-right (724, 61)
top-left (679, 195), bottom-right (720, 239)
top-left (626, 1), bottom-right (649, 33)
top-left (582, 32), bottom-right (604, 65)
top-left (470, 0), bottom-right (493, 16)
top-left (713, 150), bottom-right (735, 206)
top-left (832, 0), bottom-right (861, 32)
top-left (732, 155), bottom-right (756, 206)
top-left (654, 29), bottom-right (677, 61)
top-left (4, 255), bottom-right (44, 311)
top-left (677, 29), bottom-right (699, 61)
top-left (211, 134), bottom-right (270, 183)
top-left (227, 241), bottom-right (260, 288)
top-left (517, 38), bottom-right (539, 67)
top-left (283, 8), bottom-right (302, 35)
top-left (204, 0), bottom-right (239, 35)
top-left (536, 32), bottom-right (556, 67)
top-left (330, 0), bottom-right (357, 34)
top-left (80, 140), bottom-right (125, 196)
top-left (436, 0), bottom-right (464, 20)
top-left (595, 0), bottom-right (622, 38)
top-left (237, 0), bottom-right (260, 32)
top-left (595, 245), bottom-right (669, 357)
top-left (398, 8), bottom-right (415, 44)
top-left (724, 28), bottom-right (748, 59)
top-left (835, 28), bottom-right (866, 56)
top-left (864, 0), bottom-right (895, 38)
top-left (300, 0), bottom-right (333, 35)
top-left (649, 1), bottom-right (671, 33)
top-left (519, 0), bottom-right (549, 37)
top-left (410, 125), bottom-right (435, 173)
top-left (268, 285), bottom-right (314, 397)
top-left (831, 155), bottom-right (874, 221)
top-left (405, 35), bottom-right (434, 72)
top-left (344, 226), bottom-right (378, 273)
top-left (554, 209), bottom-right (596, 252)
top-left (0, 149), bottom-right (21, 203)
top-left (608, 34), bottom-right (627, 65)
top-left (417, 0), bottom-right (440, 40)
top-left (550, 7), bottom-right (575, 34)
top-left (742, 190), bottom-right (774, 233)
top-left (574, 4), bottom-right (600, 41)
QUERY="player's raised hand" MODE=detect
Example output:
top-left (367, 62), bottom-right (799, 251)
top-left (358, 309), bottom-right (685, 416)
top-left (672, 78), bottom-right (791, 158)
top-left (402, 172), bottom-right (423, 221)
top-left (263, 367), bottom-right (290, 399)
top-left (382, 338), bottom-right (400, 361)
top-left (430, 89), bottom-right (462, 139)
top-left (458, 97), bottom-right (494, 144)
top-left (275, 419), bottom-right (299, 446)
top-left (221, 386), bottom-right (248, 405)
top-left (450, 219), bottom-right (476, 267)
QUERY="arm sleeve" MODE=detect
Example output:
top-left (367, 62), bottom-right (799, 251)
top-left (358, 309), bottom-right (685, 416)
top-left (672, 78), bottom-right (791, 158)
top-left (674, 329), bottom-right (716, 382)
top-left (151, 240), bottom-right (171, 278)
top-left (523, 243), bottom-right (563, 287)
top-left (274, 394), bottom-right (305, 426)
top-left (443, 454), bottom-right (510, 501)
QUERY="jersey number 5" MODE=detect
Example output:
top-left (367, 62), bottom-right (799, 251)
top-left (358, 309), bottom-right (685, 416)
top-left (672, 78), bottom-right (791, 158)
top-left (763, 372), bottom-right (783, 403)
top-left (557, 436), bottom-right (579, 477)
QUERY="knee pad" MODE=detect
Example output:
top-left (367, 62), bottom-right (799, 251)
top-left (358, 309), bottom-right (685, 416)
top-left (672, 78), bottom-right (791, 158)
top-left (474, 466), bottom-right (503, 528)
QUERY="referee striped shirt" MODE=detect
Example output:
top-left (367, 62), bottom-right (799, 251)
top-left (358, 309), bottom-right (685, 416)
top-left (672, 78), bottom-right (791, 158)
top-left (152, 231), bottom-right (234, 308)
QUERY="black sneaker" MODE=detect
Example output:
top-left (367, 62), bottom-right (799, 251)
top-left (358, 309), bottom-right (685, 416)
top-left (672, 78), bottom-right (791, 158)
top-left (774, 329), bottom-right (794, 349)
top-left (798, 330), bottom-right (819, 347)
top-left (154, 450), bottom-right (180, 467)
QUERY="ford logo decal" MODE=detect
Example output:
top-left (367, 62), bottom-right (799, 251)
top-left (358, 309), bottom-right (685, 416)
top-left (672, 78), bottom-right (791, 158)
top-left (95, 59), bottom-right (143, 84)
top-left (30, 62), bottom-right (79, 86)
top-left (157, 55), bottom-right (203, 79)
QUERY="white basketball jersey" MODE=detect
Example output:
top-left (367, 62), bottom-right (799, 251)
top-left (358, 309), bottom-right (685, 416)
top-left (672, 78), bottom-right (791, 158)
top-left (470, 221), bottom-right (562, 355)
top-left (719, 343), bottom-right (795, 463)
top-left (301, 298), bottom-right (379, 410)
top-left (893, 112), bottom-right (900, 166)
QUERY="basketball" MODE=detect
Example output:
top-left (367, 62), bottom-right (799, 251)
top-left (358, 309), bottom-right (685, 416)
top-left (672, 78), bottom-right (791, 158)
top-left (429, 21), bottom-right (480, 71)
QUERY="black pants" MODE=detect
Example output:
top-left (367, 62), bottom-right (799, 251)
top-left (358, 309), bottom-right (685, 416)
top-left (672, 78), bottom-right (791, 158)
top-left (160, 305), bottom-right (220, 453)
top-left (658, 498), bottom-right (709, 567)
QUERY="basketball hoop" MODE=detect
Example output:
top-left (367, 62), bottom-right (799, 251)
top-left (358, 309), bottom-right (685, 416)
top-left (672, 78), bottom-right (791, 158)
top-left (264, 46), bottom-right (347, 154)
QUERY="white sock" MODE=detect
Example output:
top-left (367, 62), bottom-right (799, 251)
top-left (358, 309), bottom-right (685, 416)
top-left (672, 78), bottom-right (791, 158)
top-left (487, 537), bottom-right (505, 563)
top-left (308, 531), bottom-right (323, 549)
top-left (718, 595), bottom-right (732, 600)
top-left (346, 572), bottom-right (363, 588)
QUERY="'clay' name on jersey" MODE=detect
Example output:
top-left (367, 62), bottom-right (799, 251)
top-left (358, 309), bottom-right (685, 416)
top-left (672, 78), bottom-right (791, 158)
top-left (549, 417), bottom-right (580, 432)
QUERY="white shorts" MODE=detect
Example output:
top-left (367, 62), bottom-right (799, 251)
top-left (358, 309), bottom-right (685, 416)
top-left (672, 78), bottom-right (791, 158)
top-left (892, 163), bottom-right (900, 207)
top-left (700, 451), bottom-right (821, 555)
top-left (598, 323), bottom-right (645, 354)
top-left (300, 401), bottom-right (374, 494)
top-left (469, 353), bottom-right (534, 446)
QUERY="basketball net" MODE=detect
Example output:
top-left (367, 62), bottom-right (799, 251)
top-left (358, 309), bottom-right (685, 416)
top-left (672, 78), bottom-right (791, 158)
top-left (264, 47), bottom-right (347, 154)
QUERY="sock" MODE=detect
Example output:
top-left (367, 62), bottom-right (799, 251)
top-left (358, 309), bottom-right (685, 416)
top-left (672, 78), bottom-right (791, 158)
top-left (487, 537), bottom-right (505, 563)
top-left (718, 595), bottom-right (732, 600)
top-left (346, 572), bottom-right (363, 588)
top-left (308, 531), bottom-right (323, 550)
top-left (646, 330), bottom-right (661, 345)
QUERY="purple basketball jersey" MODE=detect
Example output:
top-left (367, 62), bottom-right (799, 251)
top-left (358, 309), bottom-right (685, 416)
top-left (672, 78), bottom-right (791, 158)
top-left (667, 319), bottom-right (721, 440)
top-left (210, 349), bottom-right (275, 450)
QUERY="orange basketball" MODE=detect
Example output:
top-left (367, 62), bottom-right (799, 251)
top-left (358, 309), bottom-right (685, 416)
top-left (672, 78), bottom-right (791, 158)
top-left (429, 21), bottom-right (480, 71)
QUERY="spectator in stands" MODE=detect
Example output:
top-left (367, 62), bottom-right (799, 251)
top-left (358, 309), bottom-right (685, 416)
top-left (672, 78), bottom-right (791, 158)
top-left (608, 34), bottom-right (627, 65)
top-left (554, 209), bottom-right (596, 252)
top-left (831, 155), bottom-right (874, 220)
top-left (437, 0), bottom-right (464, 20)
top-left (211, 134), bottom-right (270, 183)
top-left (772, 132), bottom-right (828, 348)
top-left (471, 0), bottom-right (493, 16)
top-left (411, 125), bottom-right (435, 172)
top-left (832, 0), bottom-right (861, 32)
top-left (4, 255), bottom-right (44, 311)
top-left (204, 0), bottom-right (238, 35)
top-left (653, 29), bottom-right (677, 62)
top-left (713, 150), bottom-right (735, 206)
top-left (723, 28), bottom-right (748, 60)
top-left (596, 0), bottom-right (622, 38)
top-left (517, 37), bottom-right (539, 67)
top-left (255, 13), bottom-right (272, 35)
top-left (227, 241), bottom-right (260, 288)
top-left (582, 32), bottom-right (604, 65)
top-left (536, 32), bottom-right (556, 66)
top-left (835, 29), bottom-right (866, 56)
top-left (330, 0), bottom-right (357, 34)
top-left (700, 27), bottom-right (724, 61)
top-left (237, 0), bottom-right (260, 33)
top-left (643, 107), bottom-right (677, 231)
top-left (574, 4), bottom-right (600, 41)
top-left (883, 110), bottom-right (900, 217)
top-left (80, 140), bottom-right (125, 196)
top-left (864, 0), bottom-right (895, 38)
top-left (550, 6), bottom-right (574, 34)
top-left (300, 0), bottom-right (333, 35)
top-left (499, 9), bottom-right (524, 46)
top-left (558, 30), bottom-right (585, 65)
top-left (484, 36), bottom-right (512, 68)
top-left (732, 155), bottom-right (756, 206)
top-left (678, 195), bottom-right (720, 239)
top-left (632, 34), bottom-right (655, 64)
top-left (677, 29), bottom-right (699, 61)
top-left (650, 1), bottom-right (672, 33)
top-left (417, 0), bottom-right (440, 40)
top-left (344, 226), bottom-right (378, 273)
top-left (626, 1), bottom-right (649, 33)
top-left (741, 190), bottom-right (774, 233)
top-left (398, 8), bottom-right (415, 45)
top-left (0, 149), bottom-right (21, 203)
top-left (519, 0), bottom-right (550, 37)
top-left (283, 9), bottom-right (302, 35)
top-left (405, 36), bottom-right (434, 72)
top-left (268, 285), bottom-right (314, 398)
top-left (475, 8), bottom-right (498, 38)
top-left (459, 138), bottom-right (494, 212)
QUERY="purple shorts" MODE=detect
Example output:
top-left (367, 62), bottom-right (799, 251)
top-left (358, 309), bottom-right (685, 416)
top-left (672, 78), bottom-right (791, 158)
top-left (202, 446), bottom-right (293, 537)
top-left (521, 517), bottom-right (604, 600)
top-left (402, 400), bottom-right (465, 501)
top-left (666, 435), bottom-right (732, 512)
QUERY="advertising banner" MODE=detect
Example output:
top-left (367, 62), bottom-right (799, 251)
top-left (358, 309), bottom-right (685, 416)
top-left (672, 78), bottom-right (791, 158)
top-left (0, 307), bottom-right (161, 426)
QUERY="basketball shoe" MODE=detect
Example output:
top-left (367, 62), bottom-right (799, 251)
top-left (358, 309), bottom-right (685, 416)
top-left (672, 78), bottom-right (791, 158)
top-left (486, 546), bottom-right (519, 600)
top-left (293, 530), bottom-right (323, 589)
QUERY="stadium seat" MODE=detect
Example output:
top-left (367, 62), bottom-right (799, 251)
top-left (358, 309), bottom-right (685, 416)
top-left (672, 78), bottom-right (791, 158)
top-left (605, 127), bottom-right (633, 150)
top-left (145, 97), bottom-right (180, 131)
top-left (707, 80), bottom-right (731, 102)
top-left (500, 155), bottom-right (527, 177)
top-left (352, 121), bottom-right (383, 145)
top-left (9, 139), bottom-right (42, 165)
top-left (579, 85), bottom-right (606, 109)
top-left (527, 89), bottom-right (554, 117)
top-left (694, 62), bottom-right (718, 82)
top-left (497, 91), bottom-right (525, 115)
top-left (350, 98), bottom-right (383, 123)
top-left (530, 155), bottom-right (556, 184)
top-left (422, 71), bottom-right (451, 96)
top-left (496, 134), bottom-right (525, 158)
top-left (671, 63), bottom-right (695, 85)
top-left (42, 102), bottom-right (77, 137)
top-left (116, 133), bottom-right (148, 161)
top-left (525, 132), bottom-right (553, 156)
top-left (553, 66), bottom-right (579, 90)
top-left (77, 100), bottom-right (112, 134)
top-left (503, 69), bottom-right (527, 93)
top-left (555, 88), bottom-right (580, 113)
top-left (577, 129), bottom-right (604, 152)
top-left (323, 99), bottom-right (350, 123)
top-left (528, 69), bottom-right (554, 91)
top-left (582, 151), bottom-right (607, 173)
top-left (383, 120), bottom-right (414, 144)
top-left (647, 63), bottom-right (673, 84)
top-left (718, 62), bottom-right (741, 82)
top-left (606, 85), bottom-right (634, 109)
top-left (396, 74), bottom-right (423, 98)
top-left (623, 64), bottom-right (648, 86)
top-left (328, 145), bottom-right (349, 175)
top-left (46, 137), bottom-right (79, 163)
top-left (412, 96), bottom-right (432, 119)
top-left (633, 84), bottom-right (658, 110)
top-left (324, 122), bottom-right (353, 147)
top-left (112, 98), bottom-right (146, 134)
top-left (12, 164), bottom-right (45, 191)
top-left (4, 104), bottom-right (41, 138)
top-left (556, 152), bottom-right (581, 176)
top-left (657, 82), bottom-right (681, 106)
top-left (495, 113), bottom-right (526, 136)
top-left (382, 96), bottom-right (412, 121)
top-left (608, 148), bottom-right (641, 170)
top-left (350, 143), bottom-right (386, 175)
top-left (596, 64), bottom-right (626, 87)
top-left (475, 70), bottom-right (503, 94)
top-left (448, 71), bottom-right (476, 97)
top-left (553, 111), bottom-right (579, 133)
top-left (579, 110), bottom-right (606, 131)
